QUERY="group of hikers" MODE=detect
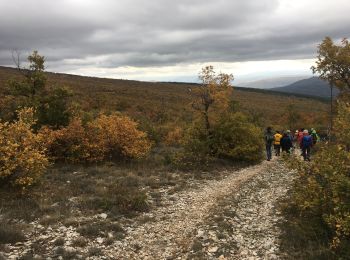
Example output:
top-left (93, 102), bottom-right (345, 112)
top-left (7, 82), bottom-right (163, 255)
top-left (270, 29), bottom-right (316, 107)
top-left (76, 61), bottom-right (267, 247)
top-left (264, 127), bottom-right (320, 161)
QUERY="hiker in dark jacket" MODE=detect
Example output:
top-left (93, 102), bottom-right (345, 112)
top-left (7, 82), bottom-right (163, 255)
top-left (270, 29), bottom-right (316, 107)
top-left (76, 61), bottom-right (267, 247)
top-left (264, 127), bottom-right (274, 161)
top-left (280, 132), bottom-right (293, 154)
top-left (301, 129), bottom-right (313, 161)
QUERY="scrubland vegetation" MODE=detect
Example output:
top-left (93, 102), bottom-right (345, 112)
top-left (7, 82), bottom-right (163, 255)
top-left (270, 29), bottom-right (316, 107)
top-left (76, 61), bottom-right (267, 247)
top-left (1, 37), bottom-right (348, 258)
top-left (280, 37), bottom-right (350, 258)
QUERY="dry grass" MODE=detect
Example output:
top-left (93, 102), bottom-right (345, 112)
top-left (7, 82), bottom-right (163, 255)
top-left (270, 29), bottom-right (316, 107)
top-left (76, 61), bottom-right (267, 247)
top-left (71, 237), bottom-right (88, 247)
top-left (0, 157), bottom-right (203, 249)
top-left (0, 223), bottom-right (25, 244)
top-left (279, 199), bottom-right (338, 259)
top-left (77, 221), bottom-right (124, 238)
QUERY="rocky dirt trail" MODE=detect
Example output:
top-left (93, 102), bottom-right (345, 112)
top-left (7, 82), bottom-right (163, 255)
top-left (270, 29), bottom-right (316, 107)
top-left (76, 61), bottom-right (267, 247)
top-left (109, 158), bottom-right (295, 259)
top-left (2, 158), bottom-right (295, 259)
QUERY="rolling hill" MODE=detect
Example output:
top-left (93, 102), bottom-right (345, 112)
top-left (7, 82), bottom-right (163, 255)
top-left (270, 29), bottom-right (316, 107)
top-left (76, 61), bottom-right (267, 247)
top-left (238, 76), bottom-right (309, 89)
top-left (271, 77), bottom-right (339, 98)
top-left (0, 66), bottom-right (329, 129)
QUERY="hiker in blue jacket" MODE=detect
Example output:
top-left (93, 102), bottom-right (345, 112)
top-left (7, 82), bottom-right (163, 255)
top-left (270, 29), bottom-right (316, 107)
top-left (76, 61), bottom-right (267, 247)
top-left (301, 129), bottom-right (313, 161)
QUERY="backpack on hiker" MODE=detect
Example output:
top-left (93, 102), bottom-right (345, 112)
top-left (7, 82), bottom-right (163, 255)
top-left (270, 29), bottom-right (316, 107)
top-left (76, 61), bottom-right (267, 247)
top-left (302, 135), bottom-right (313, 148)
top-left (311, 131), bottom-right (320, 144)
top-left (265, 133), bottom-right (274, 144)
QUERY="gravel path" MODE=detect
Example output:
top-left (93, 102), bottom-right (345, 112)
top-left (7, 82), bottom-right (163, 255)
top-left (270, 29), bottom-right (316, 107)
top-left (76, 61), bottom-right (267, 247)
top-left (108, 158), bottom-right (294, 259)
top-left (2, 158), bottom-right (295, 259)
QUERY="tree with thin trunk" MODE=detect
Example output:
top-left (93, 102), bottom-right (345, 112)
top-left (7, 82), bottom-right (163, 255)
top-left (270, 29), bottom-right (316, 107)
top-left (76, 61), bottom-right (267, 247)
top-left (311, 37), bottom-right (350, 139)
top-left (189, 65), bottom-right (234, 135)
top-left (7, 51), bottom-right (72, 128)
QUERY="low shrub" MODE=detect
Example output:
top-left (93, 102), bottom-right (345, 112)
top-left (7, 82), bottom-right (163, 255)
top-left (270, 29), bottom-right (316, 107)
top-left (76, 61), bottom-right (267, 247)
top-left (173, 112), bottom-right (263, 168)
top-left (88, 113), bottom-right (152, 159)
top-left (171, 120), bottom-right (213, 169)
top-left (0, 108), bottom-right (49, 187)
top-left (40, 113), bottom-right (152, 163)
top-left (283, 145), bottom-right (350, 257)
top-left (281, 99), bottom-right (350, 257)
top-left (39, 118), bottom-right (95, 162)
top-left (211, 112), bottom-right (264, 162)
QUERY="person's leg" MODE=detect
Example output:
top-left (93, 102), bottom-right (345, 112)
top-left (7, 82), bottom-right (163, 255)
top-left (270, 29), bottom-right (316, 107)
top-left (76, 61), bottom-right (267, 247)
top-left (302, 147), bottom-right (306, 160)
top-left (266, 145), bottom-right (272, 160)
top-left (277, 145), bottom-right (281, 156)
top-left (299, 144), bottom-right (303, 155)
top-left (307, 147), bottom-right (311, 161)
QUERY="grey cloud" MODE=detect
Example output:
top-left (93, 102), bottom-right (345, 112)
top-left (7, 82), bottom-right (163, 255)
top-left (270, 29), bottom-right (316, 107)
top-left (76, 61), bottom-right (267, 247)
top-left (0, 0), bottom-right (349, 71)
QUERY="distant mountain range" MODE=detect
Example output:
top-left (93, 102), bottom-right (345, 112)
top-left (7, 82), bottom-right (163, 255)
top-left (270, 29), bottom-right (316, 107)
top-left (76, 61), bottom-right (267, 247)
top-left (238, 76), bottom-right (309, 89)
top-left (271, 77), bottom-right (338, 98)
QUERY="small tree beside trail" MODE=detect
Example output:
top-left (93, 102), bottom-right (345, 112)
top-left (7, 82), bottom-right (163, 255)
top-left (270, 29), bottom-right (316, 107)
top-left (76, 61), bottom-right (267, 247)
top-left (189, 65), bottom-right (233, 134)
top-left (312, 37), bottom-right (350, 91)
top-left (175, 66), bottom-right (263, 167)
top-left (311, 37), bottom-right (350, 138)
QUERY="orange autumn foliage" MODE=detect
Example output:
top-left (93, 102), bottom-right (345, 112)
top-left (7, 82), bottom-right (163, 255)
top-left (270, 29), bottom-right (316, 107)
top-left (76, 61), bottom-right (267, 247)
top-left (0, 108), bottom-right (49, 187)
top-left (40, 113), bottom-right (152, 162)
top-left (164, 126), bottom-right (183, 146)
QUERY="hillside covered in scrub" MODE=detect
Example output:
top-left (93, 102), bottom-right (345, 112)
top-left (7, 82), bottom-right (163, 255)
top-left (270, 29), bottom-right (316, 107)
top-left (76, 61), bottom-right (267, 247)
top-left (0, 65), bottom-right (329, 133)
top-left (0, 36), bottom-right (349, 259)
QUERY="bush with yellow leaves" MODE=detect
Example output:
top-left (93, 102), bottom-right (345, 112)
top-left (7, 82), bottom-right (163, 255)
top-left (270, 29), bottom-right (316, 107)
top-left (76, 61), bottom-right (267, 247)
top-left (41, 113), bottom-right (152, 163)
top-left (39, 118), bottom-right (97, 162)
top-left (0, 108), bottom-right (49, 188)
top-left (88, 113), bottom-right (152, 159)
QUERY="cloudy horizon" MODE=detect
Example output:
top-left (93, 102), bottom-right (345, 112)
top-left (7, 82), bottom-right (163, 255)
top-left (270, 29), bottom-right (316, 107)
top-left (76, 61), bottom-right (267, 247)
top-left (0, 0), bottom-right (349, 83)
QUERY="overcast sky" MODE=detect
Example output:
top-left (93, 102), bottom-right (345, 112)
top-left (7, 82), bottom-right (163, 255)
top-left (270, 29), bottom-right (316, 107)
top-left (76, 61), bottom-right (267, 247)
top-left (0, 0), bottom-right (349, 83)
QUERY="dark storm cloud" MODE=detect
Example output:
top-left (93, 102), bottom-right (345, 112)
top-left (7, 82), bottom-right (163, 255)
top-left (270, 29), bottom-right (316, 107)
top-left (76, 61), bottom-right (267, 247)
top-left (0, 0), bottom-right (349, 70)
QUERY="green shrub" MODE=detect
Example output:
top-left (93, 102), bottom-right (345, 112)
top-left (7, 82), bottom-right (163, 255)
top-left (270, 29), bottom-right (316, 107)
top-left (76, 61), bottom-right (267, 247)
top-left (171, 119), bottom-right (213, 169)
top-left (174, 112), bottom-right (263, 168)
top-left (283, 144), bottom-right (350, 257)
top-left (211, 112), bottom-right (264, 162)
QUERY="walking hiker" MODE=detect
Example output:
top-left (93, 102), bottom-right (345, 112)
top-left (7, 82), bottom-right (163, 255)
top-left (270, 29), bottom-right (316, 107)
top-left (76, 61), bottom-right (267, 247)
top-left (310, 128), bottom-right (320, 145)
top-left (286, 130), bottom-right (293, 141)
top-left (297, 128), bottom-right (304, 149)
top-left (301, 129), bottom-right (313, 161)
top-left (264, 127), bottom-right (274, 161)
top-left (274, 131), bottom-right (283, 156)
top-left (294, 130), bottom-right (299, 149)
top-left (281, 132), bottom-right (293, 154)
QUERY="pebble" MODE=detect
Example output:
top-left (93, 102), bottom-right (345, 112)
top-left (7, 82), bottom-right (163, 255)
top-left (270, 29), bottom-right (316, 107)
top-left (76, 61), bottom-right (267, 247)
top-left (99, 213), bottom-right (108, 219)
top-left (208, 246), bottom-right (219, 253)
